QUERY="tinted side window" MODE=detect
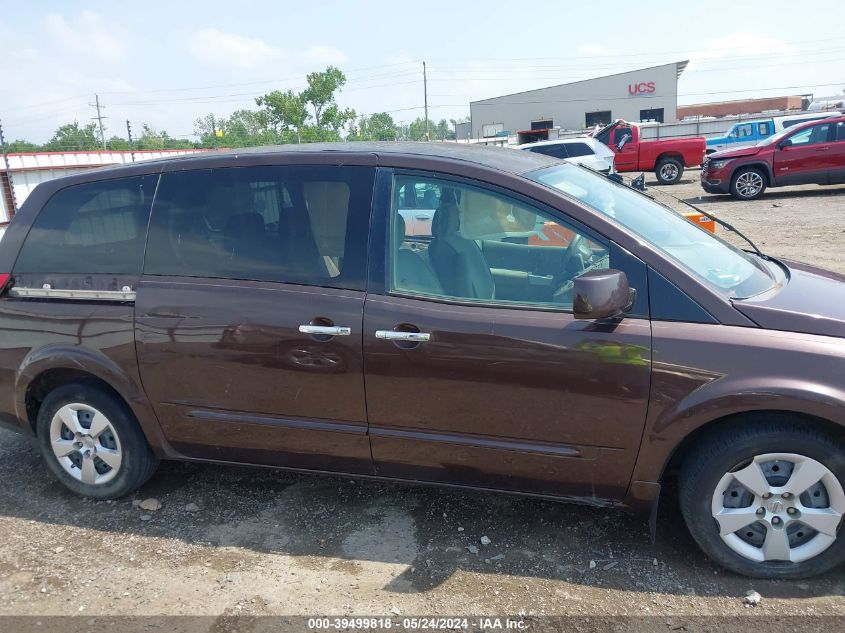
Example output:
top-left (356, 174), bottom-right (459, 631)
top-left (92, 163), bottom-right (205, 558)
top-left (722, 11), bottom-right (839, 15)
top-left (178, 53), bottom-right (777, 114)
top-left (14, 175), bottom-right (158, 274)
top-left (145, 165), bottom-right (373, 290)
top-left (786, 123), bottom-right (832, 146)
top-left (529, 144), bottom-right (568, 159)
top-left (565, 143), bottom-right (594, 157)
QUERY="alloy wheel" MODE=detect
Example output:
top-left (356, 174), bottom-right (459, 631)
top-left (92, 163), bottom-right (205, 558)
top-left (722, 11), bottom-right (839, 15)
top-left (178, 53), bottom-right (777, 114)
top-left (49, 403), bottom-right (123, 485)
top-left (711, 453), bottom-right (845, 563)
top-left (735, 171), bottom-right (764, 198)
top-left (660, 163), bottom-right (679, 182)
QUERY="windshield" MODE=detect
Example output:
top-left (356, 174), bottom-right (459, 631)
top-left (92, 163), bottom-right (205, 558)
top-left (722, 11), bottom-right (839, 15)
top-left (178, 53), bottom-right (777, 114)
top-left (525, 163), bottom-right (776, 299)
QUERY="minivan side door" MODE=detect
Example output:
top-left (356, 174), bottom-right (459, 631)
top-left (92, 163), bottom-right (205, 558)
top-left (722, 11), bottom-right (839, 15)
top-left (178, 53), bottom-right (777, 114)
top-left (362, 170), bottom-right (652, 501)
top-left (135, 163), bottom-right (375, 473)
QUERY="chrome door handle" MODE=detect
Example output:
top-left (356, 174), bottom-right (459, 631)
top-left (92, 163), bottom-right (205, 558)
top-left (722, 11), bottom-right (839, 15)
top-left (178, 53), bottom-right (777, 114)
top-left (375, 330), bottom-right (430, 342)
top-left (299, 325), bottom-right (351, 336)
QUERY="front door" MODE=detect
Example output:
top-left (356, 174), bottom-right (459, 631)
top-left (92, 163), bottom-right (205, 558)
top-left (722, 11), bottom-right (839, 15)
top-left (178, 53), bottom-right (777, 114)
top-left (610, 126), bottom-right (638, 172)
top-left (773, 121), bottom-right (835, 185)
top-left (363, 172), bottom-right (652, 501)
top-left (135, 164), bottom-right (375, 473)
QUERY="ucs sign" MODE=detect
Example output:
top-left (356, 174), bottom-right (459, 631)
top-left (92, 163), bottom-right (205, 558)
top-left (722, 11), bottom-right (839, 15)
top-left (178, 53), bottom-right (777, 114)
top-left (629, 82), bottom-right (655, 96)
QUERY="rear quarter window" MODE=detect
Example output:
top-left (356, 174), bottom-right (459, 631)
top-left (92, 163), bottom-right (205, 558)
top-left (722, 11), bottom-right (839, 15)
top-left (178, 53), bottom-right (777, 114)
top-left (14, 175), bottom-right (159, 275)
top-left (564, 142), bottom-right (594, 157)
top-left (529, 144), bottom-right (568, 159)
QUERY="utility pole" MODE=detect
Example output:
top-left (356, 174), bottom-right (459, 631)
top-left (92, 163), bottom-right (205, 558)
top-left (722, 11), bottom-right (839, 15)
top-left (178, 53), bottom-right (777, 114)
top-left (90, 94), bottom-right (107, 149)
top-left (423, 61), bottom-right (430, 141)
top-left (0, 119), bottom-right (18, 216)
top-left (126, 120), bottom-right (136, 163)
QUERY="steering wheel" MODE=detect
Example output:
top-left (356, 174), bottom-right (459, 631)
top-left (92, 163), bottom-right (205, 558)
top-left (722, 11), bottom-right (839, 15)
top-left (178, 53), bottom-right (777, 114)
top-left (551, 234), bottom-right (588, 302)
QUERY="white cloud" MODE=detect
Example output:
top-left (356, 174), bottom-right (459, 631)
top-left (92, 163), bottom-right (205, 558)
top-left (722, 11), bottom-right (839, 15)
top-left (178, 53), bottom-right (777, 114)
top-left (43, 11), bottom-right (129, 63)
top-left (189, 28), bottom-right (286, 69)
top-left (299, 45), bottom-right (347, 66)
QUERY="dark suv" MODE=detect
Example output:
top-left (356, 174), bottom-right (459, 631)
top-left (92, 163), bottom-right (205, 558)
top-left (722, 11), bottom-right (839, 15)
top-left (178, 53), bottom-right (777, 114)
top-left (2, 143), bottom-right (845, 579)
top-left (702, 115), bottom-right (845, 199)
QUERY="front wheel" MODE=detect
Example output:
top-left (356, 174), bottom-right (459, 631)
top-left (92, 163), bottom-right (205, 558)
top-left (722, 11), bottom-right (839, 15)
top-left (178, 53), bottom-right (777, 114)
top-left (655, 157), bottom-right (684, 185)
top-left (679, 416), bottom-right (845, 578)
top-left (730, 167), bottom-right (767, 200)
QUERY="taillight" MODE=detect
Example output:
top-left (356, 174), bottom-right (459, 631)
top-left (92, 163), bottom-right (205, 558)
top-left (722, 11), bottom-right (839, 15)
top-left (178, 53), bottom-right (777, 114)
top-left (0, 273), bottom-right (10, 293)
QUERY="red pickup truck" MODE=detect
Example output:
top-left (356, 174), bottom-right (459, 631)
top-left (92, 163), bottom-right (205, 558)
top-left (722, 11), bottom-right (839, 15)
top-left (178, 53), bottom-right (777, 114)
top-left (592, 120), bottom-right (706, 185)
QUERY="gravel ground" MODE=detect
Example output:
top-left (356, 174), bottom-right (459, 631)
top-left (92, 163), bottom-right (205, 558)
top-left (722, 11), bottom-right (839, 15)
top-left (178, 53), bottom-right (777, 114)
top-left (1, 172), bottom-right (845, 628)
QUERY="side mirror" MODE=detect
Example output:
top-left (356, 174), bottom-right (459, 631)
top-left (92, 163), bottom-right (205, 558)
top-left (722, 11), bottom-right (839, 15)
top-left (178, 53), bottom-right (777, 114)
top-left (573, 269), bottom-right (636, 320)
top-left (779, 139), bottom-right (792, 148)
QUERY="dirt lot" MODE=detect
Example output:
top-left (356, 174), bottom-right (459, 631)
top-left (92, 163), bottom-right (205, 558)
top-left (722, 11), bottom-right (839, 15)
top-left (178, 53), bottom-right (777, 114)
top-left (1, 172), bottom-right (845, 629)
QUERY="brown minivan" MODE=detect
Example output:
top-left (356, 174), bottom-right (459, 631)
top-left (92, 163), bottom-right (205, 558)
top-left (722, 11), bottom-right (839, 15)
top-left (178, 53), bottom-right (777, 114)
top-left (1, 143), bottom-right (844, 580)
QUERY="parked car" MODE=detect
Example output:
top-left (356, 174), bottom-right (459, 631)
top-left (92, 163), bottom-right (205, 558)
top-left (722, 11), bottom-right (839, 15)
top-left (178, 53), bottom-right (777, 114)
top-left (517, 137), bottom-right (616, 173)
top-left (706, 112), bottom-right (841, 154)
top-left (3, 143), bottom-right (845, 579)
top-left (592, 119), bottom-right (706, 184)
top-left (702, 115), bottom-right (845, 199)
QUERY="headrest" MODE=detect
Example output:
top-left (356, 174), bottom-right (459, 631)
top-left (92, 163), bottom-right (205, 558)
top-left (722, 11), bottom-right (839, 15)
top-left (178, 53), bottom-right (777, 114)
top-left (432, 202), bottom-right (460, 237)
top-left (394, 213), bottom-right (406, 241)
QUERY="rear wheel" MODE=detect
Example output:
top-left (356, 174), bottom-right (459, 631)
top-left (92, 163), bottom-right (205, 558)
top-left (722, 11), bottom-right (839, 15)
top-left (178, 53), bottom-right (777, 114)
top-left (730, 167), bottom-right (767, 200)
top-left (36, 383), bottom-right (158, 499)
top-left (655, 157), bottom-right (684, 185)
top-left (679, 416), bottom-right (845, 578)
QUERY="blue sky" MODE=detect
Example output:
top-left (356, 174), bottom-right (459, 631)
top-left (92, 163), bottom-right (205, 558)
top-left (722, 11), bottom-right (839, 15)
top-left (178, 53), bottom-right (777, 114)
top-left (2, 0), bottom-right (844, 142)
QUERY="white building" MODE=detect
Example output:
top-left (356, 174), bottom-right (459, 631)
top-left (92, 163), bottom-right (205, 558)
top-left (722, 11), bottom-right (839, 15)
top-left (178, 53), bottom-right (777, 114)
top-left (470, 61), bottom-right (688, 141)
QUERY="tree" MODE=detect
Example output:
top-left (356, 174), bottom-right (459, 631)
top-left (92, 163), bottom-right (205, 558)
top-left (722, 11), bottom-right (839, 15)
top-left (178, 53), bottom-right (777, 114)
top-left (408, 118), bottom-right (437, 141)
top-left (434, 119), bottom-right (451, 140)
top-left (106, 136), bottom-right (130, 150)
top-left (6, 139), bottom-right (40, 153)
top-left (256, 66), bottom-right (356, 143)
top-left (255, 90), bottom-right (308, 142)
top-left (349, 112), bottom-right (396, 141)
top-left (133, 124), bottom-right (194, 150)
top-left (194, 110), bottom-right (277, 147)
top-left (302, 66), bottom-right (355, 133)
top-left (43, 122), bottom-right (101, 151)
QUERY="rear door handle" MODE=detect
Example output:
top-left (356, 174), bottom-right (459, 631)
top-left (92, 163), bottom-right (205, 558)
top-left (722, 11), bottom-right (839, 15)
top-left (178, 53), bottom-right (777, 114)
top-left (299, 325), bottom-right (351, 336)
top-left (375, 330), bottom-right (431, 342)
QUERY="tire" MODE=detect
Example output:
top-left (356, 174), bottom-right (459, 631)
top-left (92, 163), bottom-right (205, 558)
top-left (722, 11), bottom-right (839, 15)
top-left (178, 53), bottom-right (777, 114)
top-left (730, 167), bottom-right (767, 200)
top-left (655, 157), bottom-right (684, 185)
top-left (36, 383), bottom-right (158, 499)
top-left (678, 414), bottom-right (845, 579)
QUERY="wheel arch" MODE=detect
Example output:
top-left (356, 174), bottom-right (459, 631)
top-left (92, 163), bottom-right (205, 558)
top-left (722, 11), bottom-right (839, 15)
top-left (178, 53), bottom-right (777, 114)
top-left (655, 152), bottom-right (684, 165)
top-left (16, 345), bottom-right (170, 457)
top-left (660, 410), bottom-right (845, 486)
top-left (730, 162), bottom-right (774, 186)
